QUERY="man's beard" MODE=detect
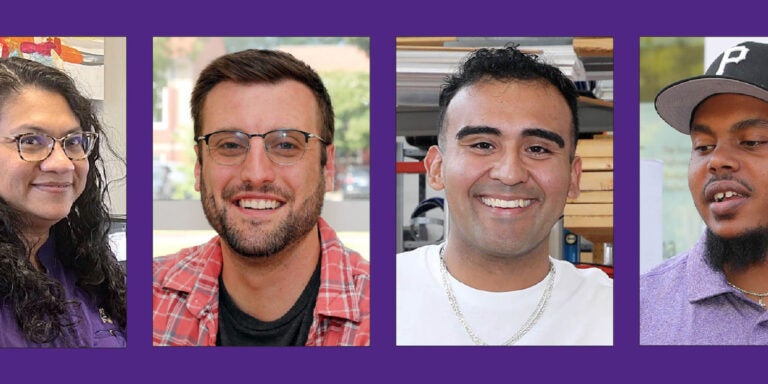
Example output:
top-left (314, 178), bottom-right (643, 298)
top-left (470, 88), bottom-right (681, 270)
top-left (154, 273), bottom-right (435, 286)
top-left (704, 226), bottom-right (768, 273)
top-left (199, 176), bottom-right (325, 258)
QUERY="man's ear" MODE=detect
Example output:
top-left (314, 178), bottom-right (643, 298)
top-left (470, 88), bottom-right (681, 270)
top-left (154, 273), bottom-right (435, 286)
top-left (424, 145), bottom-right (445, 191)
top-left (194, 144), bottom-right (201, 192)
top-left (324, 144), bottom-right (336, 192)
top-left (567, 155), bottom-right (582, 200)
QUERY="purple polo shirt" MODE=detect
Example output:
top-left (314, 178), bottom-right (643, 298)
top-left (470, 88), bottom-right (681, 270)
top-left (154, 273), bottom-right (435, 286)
top-left (640, 234), bottom-right (768, 345)
top-left (0, 236), bottom-right (126, 348)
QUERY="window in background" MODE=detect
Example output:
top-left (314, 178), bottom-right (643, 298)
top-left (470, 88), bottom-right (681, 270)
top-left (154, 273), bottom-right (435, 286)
top-left (639, 37), bottom-right (707, 271)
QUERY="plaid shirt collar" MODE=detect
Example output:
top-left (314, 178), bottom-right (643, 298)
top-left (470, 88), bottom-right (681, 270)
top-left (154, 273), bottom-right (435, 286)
top-left (159, 217), bottom-right (364, 323)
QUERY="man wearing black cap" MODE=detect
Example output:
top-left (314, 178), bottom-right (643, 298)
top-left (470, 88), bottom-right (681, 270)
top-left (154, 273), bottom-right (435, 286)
top-left (641, 41), bottom-right (768, 345)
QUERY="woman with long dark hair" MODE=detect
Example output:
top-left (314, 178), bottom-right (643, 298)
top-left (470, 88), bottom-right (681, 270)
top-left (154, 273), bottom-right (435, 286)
top-left (0, 57), bottom-right (126, 347)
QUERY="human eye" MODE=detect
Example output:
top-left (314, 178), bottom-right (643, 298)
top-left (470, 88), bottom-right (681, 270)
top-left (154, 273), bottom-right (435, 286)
top-left (690, 132), bottom-right (715, 154)
top-left (522, 138), bottom-right (559, 158)
top-left (526, 145), bottom-right (553, 155)
top-left (693, 144), bottom-right (714, 154)
top-left (469, 141), bottom-right (494, 150)
top-left (219, 141), bottom-right (245, 150)
top-left (274, 140), bottom-right (299, 150)
top-left (465, 141), bottom-right (497, 156)
top-left (267, 132), bottom-right (303, 155)
top-left (741, 139), bottom-right (767, 148)
top-left (18, 134), bottom-right (47, 148)
top-left (64, 133), bottom-right (84, 147)
top-left (459, 137), bottom-right (497, 155)
top-left (211, 133), bottom-right (247, 155)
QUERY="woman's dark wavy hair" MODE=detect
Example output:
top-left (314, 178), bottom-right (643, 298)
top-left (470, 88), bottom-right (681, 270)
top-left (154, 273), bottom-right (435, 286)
top-left (0, 57), bottom-right (126, 345)
top-left (437, 45), bottom-right (580, 157)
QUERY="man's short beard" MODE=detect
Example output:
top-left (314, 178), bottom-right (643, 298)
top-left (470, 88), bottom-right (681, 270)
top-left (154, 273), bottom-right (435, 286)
top-left (704, 226), bottom-right (768, 273)
top-left (199, 175), bottom-right (325, 258)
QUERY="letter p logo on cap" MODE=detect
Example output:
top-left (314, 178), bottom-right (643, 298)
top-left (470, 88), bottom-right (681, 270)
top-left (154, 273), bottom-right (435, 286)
top-left (716, 46), bottom-right (750, 75)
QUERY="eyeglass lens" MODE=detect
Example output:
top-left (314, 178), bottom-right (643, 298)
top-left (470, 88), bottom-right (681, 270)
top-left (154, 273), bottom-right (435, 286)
top-left (18, 132), bottom-right (97, 161)
top-left (206, 130), bottom-right (310, 165)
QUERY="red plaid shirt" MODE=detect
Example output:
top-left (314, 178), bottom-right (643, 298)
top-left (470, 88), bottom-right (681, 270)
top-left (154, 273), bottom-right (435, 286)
top-left (153, 218), bottom-right (370, 346)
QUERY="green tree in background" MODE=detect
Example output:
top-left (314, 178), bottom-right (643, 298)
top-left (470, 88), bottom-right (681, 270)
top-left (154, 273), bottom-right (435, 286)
top-left (219, 37), bottom-right (372, 161)
top-left (152, 37), bottom-right (171, 121)
top-left (323, 71), bottom-right (370, 159)
top-left (223, 37), bottom-right (370, 57)
top-left (172, 129), bottom-right (199, 200)
top-left (639, 37), bottom-right (707, 258)
top-left (639, 37), bottom-right (704, 102)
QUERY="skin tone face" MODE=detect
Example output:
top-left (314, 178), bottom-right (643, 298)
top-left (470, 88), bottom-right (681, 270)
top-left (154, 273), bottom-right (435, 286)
top-left (0, 87), bottom-right (87, 243)
top-left (425, 79), bottom-right (580, 289)
top-left (195, 80), bottom-right (335, 260)
top-left (689, 93), bottom-right (768, 239)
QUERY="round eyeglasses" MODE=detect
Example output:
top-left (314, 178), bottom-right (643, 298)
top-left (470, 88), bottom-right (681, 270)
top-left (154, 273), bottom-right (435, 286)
top-left (196, 129), bottom-right (328, 166)
top-left (1, 131), bottom-right (99, 162)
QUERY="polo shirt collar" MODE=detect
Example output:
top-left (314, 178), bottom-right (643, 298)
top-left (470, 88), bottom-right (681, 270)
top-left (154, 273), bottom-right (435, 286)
top-left (686, 234), bottom-right (733, 303)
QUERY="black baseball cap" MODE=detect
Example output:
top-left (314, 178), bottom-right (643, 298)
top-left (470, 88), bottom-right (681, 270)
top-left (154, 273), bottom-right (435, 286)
top-left (655, 41), bottom-right (768, 134)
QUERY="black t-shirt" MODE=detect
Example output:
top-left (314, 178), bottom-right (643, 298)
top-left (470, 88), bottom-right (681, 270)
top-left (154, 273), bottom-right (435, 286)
top-left (216, 258), bottom-right (321, 346)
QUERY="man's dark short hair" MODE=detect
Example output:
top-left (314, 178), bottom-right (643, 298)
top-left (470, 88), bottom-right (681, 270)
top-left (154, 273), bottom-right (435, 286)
top-left (191, 49), bottom-right (334, 165)
top-left (438, 46), bottom-right (580, 152)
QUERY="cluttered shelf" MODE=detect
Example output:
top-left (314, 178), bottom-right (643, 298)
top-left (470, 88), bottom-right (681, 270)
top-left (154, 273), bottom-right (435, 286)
top-left (565, 133), bottom-right (614, 264)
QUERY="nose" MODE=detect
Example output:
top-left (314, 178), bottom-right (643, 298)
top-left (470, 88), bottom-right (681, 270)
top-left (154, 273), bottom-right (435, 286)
top-left (488, 148), bottom-right (529, 185)
top-left (39, 141), bottom-right (75, 173)
top-left (707, 143), bottom-right (740, 174)
top-left (239, 139), bottom-right (277, 184)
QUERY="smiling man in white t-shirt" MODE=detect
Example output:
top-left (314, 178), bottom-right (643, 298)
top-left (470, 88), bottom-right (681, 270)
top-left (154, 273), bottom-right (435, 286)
top-left (396, 46), bottom-right (613, 346)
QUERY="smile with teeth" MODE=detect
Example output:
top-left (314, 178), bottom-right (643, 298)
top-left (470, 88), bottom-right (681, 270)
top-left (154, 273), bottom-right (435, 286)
top-left (238, 199), bottom-right (282, 210)
top-left (481, 197), bottom-right (532, 208)
top-left (713, 191), bottom-right (743, 203)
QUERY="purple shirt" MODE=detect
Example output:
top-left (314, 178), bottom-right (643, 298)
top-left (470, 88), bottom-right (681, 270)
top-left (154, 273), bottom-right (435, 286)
top-left (0, 237), bottom-right (126, 348)
top-left (640, 234), bottom-right (768, 345)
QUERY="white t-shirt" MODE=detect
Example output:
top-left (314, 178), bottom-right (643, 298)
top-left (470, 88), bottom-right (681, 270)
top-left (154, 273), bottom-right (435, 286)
top-left (396, 244), bottom-right (613, 346)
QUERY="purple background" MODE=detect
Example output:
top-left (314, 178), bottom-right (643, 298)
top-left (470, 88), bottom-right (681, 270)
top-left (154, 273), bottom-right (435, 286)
top-left (2, 1), bottom-right (766, 382)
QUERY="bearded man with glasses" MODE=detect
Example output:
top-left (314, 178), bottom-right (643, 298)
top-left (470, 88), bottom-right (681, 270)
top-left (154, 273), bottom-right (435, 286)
top-left (153, 49), bottom-right (370, 347)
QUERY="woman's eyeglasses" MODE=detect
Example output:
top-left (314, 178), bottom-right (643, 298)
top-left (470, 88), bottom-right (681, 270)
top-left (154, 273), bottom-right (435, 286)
top-left (1, 131), bottom-right (99, 162)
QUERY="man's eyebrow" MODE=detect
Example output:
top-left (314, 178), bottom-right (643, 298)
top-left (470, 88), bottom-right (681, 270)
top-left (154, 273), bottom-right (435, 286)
top-left (522, 128), bottom-right (565, 148)
top-left (455, 125), bottom-right (501, 140)
top-left (733, 118), bottom-right (768, 132)
top-left (689, 124), bottom-right (712, 135)
top-left (691, 118), bottom-right (768, 135)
